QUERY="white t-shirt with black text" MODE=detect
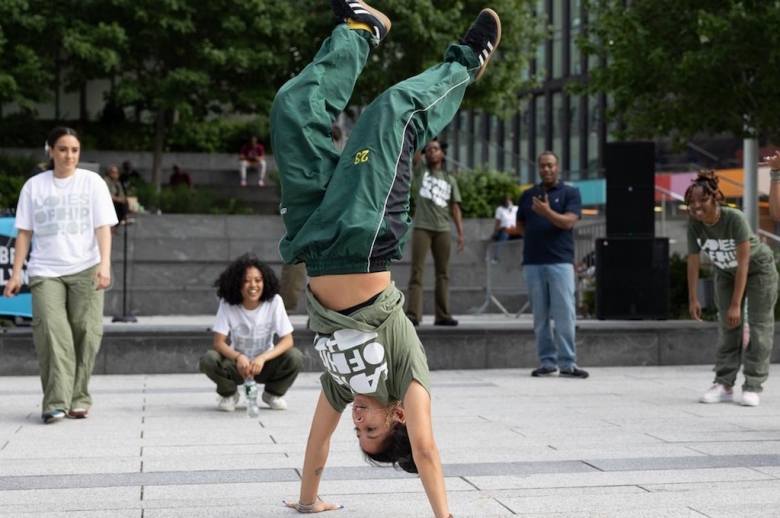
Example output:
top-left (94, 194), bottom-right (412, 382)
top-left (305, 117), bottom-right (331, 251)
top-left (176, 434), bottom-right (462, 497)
top-left (212, 295), bottom-right (294, 359)
top-left (14, 169), bottom-right (118, 278)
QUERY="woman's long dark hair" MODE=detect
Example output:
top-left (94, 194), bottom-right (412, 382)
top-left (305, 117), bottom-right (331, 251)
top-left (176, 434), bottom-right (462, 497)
top-left (46, 127), bottom-right (80, 171)
top-left (362, 422), bottom-right (417, 474)
top-left (684, 169), bottom-right (725, 207)
top-left (214, 253), bottom-right (280, 306)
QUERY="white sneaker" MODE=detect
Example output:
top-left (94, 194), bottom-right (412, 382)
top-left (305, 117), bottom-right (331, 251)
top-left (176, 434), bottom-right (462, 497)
top-left (740, 391), bottom-right (760, 407)
top-left (700, 383), bottom-right (733, 404)
top-left (217, 392), bottom-right (240, 412)
top-left (262, 391), bottom-right (287, 410)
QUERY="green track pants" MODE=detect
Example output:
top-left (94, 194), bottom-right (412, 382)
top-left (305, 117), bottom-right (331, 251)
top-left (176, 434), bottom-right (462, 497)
top-left (271, 24), bottom-right (479, 276)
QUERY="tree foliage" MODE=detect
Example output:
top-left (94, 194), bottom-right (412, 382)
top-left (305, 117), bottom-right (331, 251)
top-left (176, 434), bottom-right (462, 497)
top-left (2, 0), bottom-right (547, 178)
top-left (292, 0), bottom-right (547, 117)
top-left (0, 0), bottom-right (51, 111)
top-left (573, 0), bottom-right (780, 143)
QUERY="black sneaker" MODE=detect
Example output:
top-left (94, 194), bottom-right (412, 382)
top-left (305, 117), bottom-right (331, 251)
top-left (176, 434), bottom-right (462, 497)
top-left (460, 8), bottom-right (502, 81)
top-left (330, 0), bottom-right (391, 44)
top-left (434, 317), bottom-right (459, 326)
top-left (531, 365), bottom-right (559, 377)
top-left (560, 366), bottom-right (590, 379)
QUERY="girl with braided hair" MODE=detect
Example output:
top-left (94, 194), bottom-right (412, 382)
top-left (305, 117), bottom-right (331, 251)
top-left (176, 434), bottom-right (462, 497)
top-left (686, 170), bottom-right (777, 407)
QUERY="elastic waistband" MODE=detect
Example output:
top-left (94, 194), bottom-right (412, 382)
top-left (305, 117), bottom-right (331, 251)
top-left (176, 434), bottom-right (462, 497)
top-left (306, 256), bottom-right (390, 277)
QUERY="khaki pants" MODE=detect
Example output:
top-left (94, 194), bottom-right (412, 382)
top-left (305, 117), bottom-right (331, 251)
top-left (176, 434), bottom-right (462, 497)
top-left (30, 265), bottom-right (104, 413)
top-left (199, 348), bottom-right (305, 398)
top-left (712, 253), bottom-right (778, 392)
top-left (406, 228), bottom-right (452, 322)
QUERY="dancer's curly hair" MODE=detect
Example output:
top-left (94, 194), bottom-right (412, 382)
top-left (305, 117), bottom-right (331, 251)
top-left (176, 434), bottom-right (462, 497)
top-left (684, 169), bottom-right (725, 207)
top-left (362, 422), bottom-right (417, 474)
top-left (214, 253), bottom-right (280, 305)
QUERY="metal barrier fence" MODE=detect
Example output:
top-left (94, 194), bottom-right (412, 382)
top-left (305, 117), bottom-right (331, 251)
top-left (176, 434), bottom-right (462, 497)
top-left (471, 221), bottom-right (606, 317)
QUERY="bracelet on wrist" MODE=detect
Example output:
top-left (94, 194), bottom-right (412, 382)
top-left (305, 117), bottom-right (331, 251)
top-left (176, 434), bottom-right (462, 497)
top-left (297, 498), bottom-right (320, 513)
top-left (770, 169), bottom-right (780, 180)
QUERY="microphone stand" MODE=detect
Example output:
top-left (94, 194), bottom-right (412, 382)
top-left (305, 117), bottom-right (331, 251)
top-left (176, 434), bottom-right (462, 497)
top-left (112, 217), bottom-right (137, 323)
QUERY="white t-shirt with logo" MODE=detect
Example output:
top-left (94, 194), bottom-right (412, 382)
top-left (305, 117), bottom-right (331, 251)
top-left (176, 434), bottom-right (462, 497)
top-left (14, 169), bottom-right (118, 278)
top-left (494, 204), bottom-right (518, 228)
top-left (212, 295), bottom-right (294, 359)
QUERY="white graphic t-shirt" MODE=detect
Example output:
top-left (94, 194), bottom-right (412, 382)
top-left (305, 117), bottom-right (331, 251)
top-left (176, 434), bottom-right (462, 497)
top-left (687, 206), bottom-right (771, 273)
top-left (14, 169), bottom-right (118, 277)
top-left (212, 295), bottom-right (293, 359)
top-left (411, 166), bottom-right (462, 233)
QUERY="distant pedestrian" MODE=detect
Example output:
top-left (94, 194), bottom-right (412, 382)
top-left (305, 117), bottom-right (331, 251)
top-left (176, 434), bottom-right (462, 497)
top-left (405, 137), bottom-right (464, 327)
top-left (3, 127), bottom-right (117, 423)
top-left (762, 151), bottom-right (780, 221)
top-left (169, 164), bottom-right (193, 191)
top-left (120, 160), bottom-right (143, 186)
top-left (198, 253), bottom-right (304, 412)
top-left (491, 194), bottom-right (520, 263)
top-left (238, 135), bottom-right (267, 187)
top-left (104, 164), bottom-right (129, 227)
top-left (686, 170), bottom-right (777, 407)
top-left (518, 151), bottom-right (588, 379)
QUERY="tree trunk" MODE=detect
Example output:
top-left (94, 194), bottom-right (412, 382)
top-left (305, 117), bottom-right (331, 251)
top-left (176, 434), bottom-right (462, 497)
top-left (79, 83), bottom-right (88, 122)
top-left (152, 109), bottom-right (166, 195)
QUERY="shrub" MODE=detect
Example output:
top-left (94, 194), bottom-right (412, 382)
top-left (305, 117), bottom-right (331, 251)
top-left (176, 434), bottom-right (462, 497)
top-left (134, 183), bottom-right (251, 215)
top-left (0, 113), bottom-right (268, 153)
top-left (0, 153), bottom-right (38, 210)
top-left (454, 168), bottom-right (523, 219)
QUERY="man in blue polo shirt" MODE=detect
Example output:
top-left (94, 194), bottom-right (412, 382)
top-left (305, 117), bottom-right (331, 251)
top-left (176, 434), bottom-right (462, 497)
top-left (517, 151), bottom-right (589, 379)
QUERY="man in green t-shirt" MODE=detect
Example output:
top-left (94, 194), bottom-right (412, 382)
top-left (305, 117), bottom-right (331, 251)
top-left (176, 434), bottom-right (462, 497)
top-left (405, 138), bottom-right (465, 327)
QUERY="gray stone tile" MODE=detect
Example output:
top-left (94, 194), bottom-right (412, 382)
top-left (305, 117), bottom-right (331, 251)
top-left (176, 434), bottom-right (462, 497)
top-left (587, 454), bottom-right (780, 472)
top-left (141, 453), bottom-right (295, 472)
top-left (0, 486), bottom-right (140, 505)
top-left (682, 440), bottom-right (780, 456)
top-left (465, 467), bottom-right (774, 490)
top-left (2, 367), bottom-right (780, 518)
top-left (0, 457), bottom-right (140, 477)
top-left (0, 511), bottom-right (141, 518)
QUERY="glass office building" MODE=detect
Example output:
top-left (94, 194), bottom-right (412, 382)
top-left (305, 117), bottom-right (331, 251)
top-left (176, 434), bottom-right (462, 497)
top-left (439, 0), bottom-right (607, 185)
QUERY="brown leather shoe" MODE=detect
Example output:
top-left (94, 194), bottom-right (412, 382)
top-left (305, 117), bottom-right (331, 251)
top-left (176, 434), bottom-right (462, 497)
top-left (67, 409), bottom-right (89, 419)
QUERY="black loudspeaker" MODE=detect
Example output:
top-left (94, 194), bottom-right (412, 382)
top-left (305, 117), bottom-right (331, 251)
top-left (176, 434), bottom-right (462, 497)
top-left (605, 142), bottom-right (656, 237)
top-left (596, 237), bottom-right (669, 320)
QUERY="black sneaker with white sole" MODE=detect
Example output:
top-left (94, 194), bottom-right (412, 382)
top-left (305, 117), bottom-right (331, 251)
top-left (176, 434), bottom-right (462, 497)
top-left (531, 365), bottom-right (559, 377)
top-left (560, 366), bottom-right (590, 379)
top-left (460, 8), bottom-right (501, 81)
top-left (330, 0), bottom-right (391, 43)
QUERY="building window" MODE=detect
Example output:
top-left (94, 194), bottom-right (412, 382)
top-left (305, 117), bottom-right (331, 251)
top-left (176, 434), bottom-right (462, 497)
top-left (552, 0), bottom-right (565, 78)
top-left (570, 0), bottom-right (582, 75)
top-left (552, 93), bottom-right (564, 170)
top-left (588, 95), bottom-right (600, 174)
top-left (520, 104), bottom-right (531, 184)
top-left (569, 97), bottom-right (582, 180)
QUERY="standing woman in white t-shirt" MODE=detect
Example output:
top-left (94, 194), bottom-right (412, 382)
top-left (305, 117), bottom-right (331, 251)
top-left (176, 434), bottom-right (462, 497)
top-left (3, 127), bottom-right (118, 424)
top-left (199, 253), bottom-right (304, 412)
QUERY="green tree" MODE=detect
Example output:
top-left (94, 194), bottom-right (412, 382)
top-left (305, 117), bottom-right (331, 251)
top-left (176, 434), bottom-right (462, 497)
top-left (110, 0), bottom-right (311, 191)
top-left (573, 0), bottom-right (780, 143)
top-left (0, 0), bottom-right (50, 113)
top-left (1, 0), bottom-right (127, 121)
top-left (294, 0), bottom-right (548, 117)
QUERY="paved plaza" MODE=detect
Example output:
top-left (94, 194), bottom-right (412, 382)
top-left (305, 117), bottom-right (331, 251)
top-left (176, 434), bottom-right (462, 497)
top-left (1, 365), bottom-right (780, 517)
